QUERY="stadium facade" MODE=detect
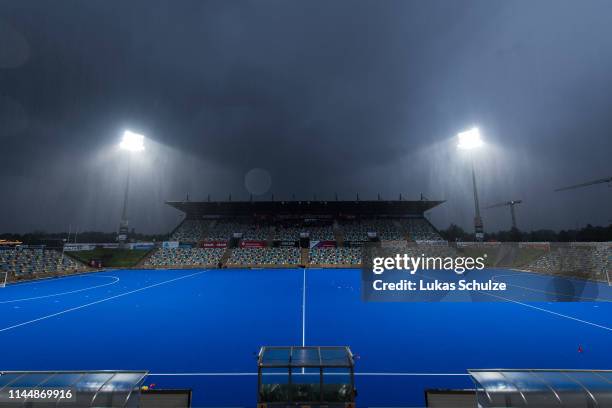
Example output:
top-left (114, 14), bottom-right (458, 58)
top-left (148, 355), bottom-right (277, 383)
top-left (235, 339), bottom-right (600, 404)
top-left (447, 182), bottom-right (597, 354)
top-left (148, 199), bottom-right (446, 268)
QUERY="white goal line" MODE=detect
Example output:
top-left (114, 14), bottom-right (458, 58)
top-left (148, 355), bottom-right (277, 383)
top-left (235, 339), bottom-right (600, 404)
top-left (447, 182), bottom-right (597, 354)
top-left (148, 372), bottom-right (469, 377)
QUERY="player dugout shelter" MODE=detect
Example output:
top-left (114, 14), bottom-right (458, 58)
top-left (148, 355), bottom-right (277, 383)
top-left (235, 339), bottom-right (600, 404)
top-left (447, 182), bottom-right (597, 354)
top-left (0, 370), bottom-right (147, 407)
top-left (257, 346), bottom-right (356, 407)
top-left (469, 369), bottom-right (612, 407)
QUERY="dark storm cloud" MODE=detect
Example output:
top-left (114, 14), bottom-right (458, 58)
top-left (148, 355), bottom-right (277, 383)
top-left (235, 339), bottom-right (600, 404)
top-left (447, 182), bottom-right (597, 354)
top-left (0, 0), bottom-right (611, 233)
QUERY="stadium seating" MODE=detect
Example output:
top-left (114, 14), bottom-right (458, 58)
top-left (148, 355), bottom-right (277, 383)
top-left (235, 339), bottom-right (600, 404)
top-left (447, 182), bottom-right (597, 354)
top-left (370, 219), bottom-right (404, 241)
top-left (309, 248), bottom-right (362, 265)
top-left (171, 220), bottom-right (255, 243)
top-left (205, 221), bottom-right (245, 241)
top-left (273, 226), bottom-right (301, 241)
top-left (155, 216), bottom-right (446, 268)
top-left (305, 225), bottom-right (335, 241)
top-left (170, 220), bottom-right (208, 242)
top-left (242, 225), bottom-right (271, 240)
top-left (401, 218), bottom-right (443, 241)
top-left (170, 218), bottom-right (442, 243)
top-left (0, 217), bottom-right (450, 276)
top-left (526, 243), bottom-right (611, 281)
top-left (340, 221), bottom-right (371, 242)
top-left (228, 248), bottom-right (301, 265)
top-left (0, 247), bottom-right (80, 278)
top-left (273, 224), bottom-right (335, 241)
top-left (340, 219), bottom-right (408, 241)
top-left (145, 248), bottom-right (224, 267)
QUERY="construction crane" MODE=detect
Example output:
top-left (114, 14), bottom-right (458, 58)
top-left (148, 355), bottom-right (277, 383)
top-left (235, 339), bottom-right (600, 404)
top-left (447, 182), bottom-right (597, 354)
top-left (554, 176), bottom-right (612, 192)
top-left (484, 200), bottom-right (522, 230)
top-left (555, 176), bottom-right (612, 223)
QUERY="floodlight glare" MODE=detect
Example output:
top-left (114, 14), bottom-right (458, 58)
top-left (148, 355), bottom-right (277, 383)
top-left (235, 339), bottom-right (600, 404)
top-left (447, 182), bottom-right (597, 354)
top-left (457, 127), bottom-right (483, 150)
top-left (120, 130), bottom-right (145, 152)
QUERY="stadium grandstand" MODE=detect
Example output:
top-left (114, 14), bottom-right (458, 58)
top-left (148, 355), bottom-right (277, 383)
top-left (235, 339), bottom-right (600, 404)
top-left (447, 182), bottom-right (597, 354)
top-left (310, 247), bottom-right (362, 266)
top-left (0, 246), bottom-right (82, 280)
top-left (0, 200), bottom-right (448, 279)
top-left (1, 199), bottom-right (609, 282)
top-left (145, 199), bottom-right (447, 268)
top-left (228, 247), bottom-right (301, 266)
top-left (136, 198), bottom-right (611, 281)
top-left (524, 242), bottom-right (611, 281)
top-left (144, 247), bottom-right (225, 267)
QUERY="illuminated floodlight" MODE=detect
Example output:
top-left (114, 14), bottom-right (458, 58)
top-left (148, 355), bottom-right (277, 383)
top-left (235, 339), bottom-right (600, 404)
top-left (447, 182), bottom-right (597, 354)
top-left (457, 127), bottom-right (483, 150)
top-left (120, 130), bottom-right (145, 152)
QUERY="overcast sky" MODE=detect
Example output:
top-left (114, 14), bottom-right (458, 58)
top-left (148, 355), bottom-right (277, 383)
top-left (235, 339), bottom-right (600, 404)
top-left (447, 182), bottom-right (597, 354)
top-left (0, 0), bottom-right (611, 234)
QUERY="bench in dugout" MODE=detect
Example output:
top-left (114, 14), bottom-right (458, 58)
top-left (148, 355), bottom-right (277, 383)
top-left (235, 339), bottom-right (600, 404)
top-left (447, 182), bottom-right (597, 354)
top-left (425, 389), bottom-right (476, 408)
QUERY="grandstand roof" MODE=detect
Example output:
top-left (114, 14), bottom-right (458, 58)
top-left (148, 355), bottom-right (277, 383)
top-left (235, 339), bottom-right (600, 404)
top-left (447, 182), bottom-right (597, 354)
top-left (166, 199), bottom-right (444, 218)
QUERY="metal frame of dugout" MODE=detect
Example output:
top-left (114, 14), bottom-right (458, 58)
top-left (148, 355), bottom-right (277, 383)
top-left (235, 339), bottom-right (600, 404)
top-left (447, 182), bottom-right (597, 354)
top-left (469, 369), bottom-right (612, 407)
top-left (0, 370), bottom-right (148, 407)
top-left (257, 346), bottom-right (356, 407)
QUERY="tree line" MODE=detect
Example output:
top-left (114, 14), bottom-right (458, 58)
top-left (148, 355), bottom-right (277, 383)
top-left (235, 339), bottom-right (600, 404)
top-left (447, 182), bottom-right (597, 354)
top-left (440, 223), bottom-right (612, 242)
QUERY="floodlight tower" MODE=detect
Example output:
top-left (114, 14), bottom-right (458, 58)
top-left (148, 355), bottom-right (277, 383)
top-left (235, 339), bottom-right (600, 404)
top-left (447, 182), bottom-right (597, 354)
top-left (484, 200), bottom-right (522, 230)
top-left (118, 130), bottom-right (145, 244)
top-left (457, 127), bottom-right (484, 241)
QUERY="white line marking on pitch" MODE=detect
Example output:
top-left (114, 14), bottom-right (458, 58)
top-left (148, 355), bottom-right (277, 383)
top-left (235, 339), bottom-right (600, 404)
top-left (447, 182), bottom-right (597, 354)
top-left (0, 276), bottom-right (120, 304)
top-left (0, 270), bottom-right (206, 333)
top-left (150, 373), bottom-right (257, 376)
top-left (302, 268), bottom-right (306, 348)
top-left (418, 270), bottom-right (612, 332)
top-left (148, 372), bottom-right (469, 377)
top-left (301, 268), bottom-right (307, 375)
top-left (484, 292), bottom-right (612, 332)
top-left (355, 372), bottom-right (469, 376)
top-left (491, 273), bottom-right (612, 302)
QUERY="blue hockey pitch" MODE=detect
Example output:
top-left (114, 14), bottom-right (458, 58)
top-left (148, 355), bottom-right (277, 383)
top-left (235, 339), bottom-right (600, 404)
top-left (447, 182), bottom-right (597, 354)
top-left (1, 268), bottom-right (610, 407)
